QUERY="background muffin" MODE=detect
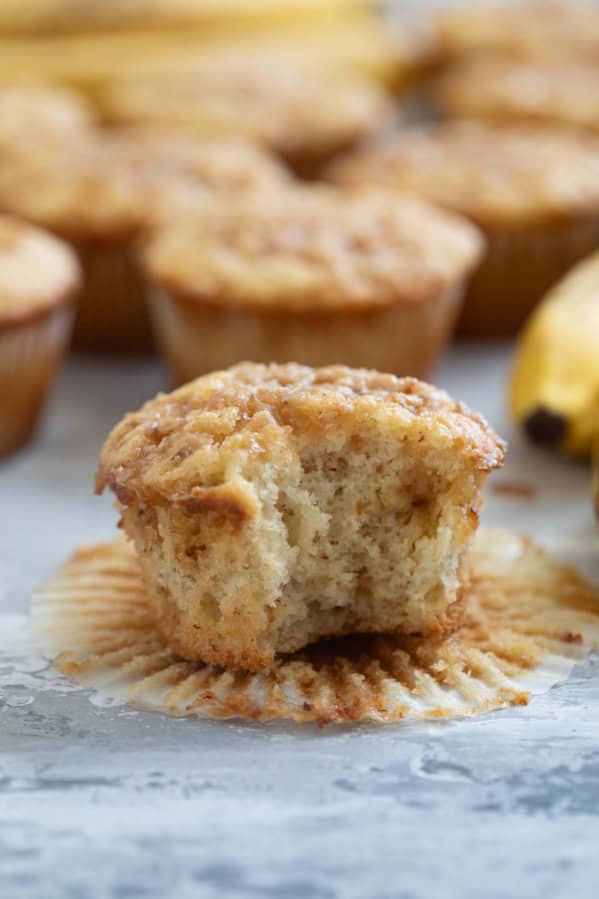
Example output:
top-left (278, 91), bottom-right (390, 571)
top-left (436, 1), bottom-right (599, 64)
top-left (436, 57), bottom-right (599, 135)
top-left (0, 215), bottom-right (79, 458)
top-left (0, 129), bottom-right (288, 352)
top-left (330, 120), bottom-right (599, 337)
top-left (97, 362), bottom-right (505, 670)
top-left (113, 127), bottom-right (291, 223)
top-left (99, 51), bottom-right (394, 176)
top-left (0, 84), bottom-right (95, 146)
top-left (142, 184), bottom-right (483, 382)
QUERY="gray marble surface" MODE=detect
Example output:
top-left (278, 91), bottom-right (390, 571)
top-left (2, 346), bottom-right (599, 899)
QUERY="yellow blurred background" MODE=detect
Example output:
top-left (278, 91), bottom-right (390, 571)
top-left (0, 1), bottom-right (421, 94)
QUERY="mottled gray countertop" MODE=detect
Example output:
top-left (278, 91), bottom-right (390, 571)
top-left (2, 345), bottom-right (599, 899)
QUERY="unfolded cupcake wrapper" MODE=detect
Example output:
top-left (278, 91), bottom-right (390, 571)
top-left (71, 241), bottom-right (153, 354)
top-left (461, 214), bottom-right (599, 337)
top-left (0, 304), bottom-right (74, 458)
top-left (149, 282), bottom-right (464, 385)
top-left (31, 529), bottom-right (599, 726)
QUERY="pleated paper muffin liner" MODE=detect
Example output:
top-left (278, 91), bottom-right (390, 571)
top-left (71, 241), bottom-right (153, 354)
top-left (149, 282), bottom-right (464, 385)
top-left (460, 215), bottom-right (599, 337)
top-left (32, 529), bottom-right (599, 726)
top-left (0, 304), bottom-right (74, 458)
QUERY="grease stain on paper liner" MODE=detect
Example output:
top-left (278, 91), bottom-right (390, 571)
top-left (31, 530), bottom-right (599, 726)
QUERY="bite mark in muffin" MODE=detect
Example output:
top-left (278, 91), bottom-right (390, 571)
top-left (98, 362), bottom-right (505, 671)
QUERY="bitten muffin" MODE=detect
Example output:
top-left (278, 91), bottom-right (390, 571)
top-left (436, 58), bottom-right (599, 134)
top-left (330, 121), bottom-right (599, 336)
top-left (97, 362), bottom-right (505, 671)
top-left (0, 130), bottom-right (288, 352)
top-left (0, 216), bottom-right (79, 458)
top-left (99, 52), bottom-right (393, 176)
top-left (437, 1), bottom-right (599, 64)
top-left (142, 184), bottom-right (483, 381)
top-left (0, 84), bottom-right (95, 145)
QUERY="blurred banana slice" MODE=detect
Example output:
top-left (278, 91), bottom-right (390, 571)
top-left (0, 17), bottom-right (418, 95)
top-left (0, 0), bottom-right (376, 35)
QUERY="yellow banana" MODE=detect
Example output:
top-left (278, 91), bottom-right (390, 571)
top-left (510, 249), bottom-right (599, 457)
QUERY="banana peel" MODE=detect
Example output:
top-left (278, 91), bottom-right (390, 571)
top-left (510, 250), bottom-right (599, 458)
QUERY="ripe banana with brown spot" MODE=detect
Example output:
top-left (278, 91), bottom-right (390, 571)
top-left (510, 250), bottom-right (599, 458)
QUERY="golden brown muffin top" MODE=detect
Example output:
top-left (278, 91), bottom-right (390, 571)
top-left (0, 129), bottom-right (288, 239)
top-left (0, 84), bottom-right (95, 144)
top-left (0, 215), bottom-right (79, 326)
top-left (116, 128), bottom-right (288, 186)
top-left (330, 121), bottom-right (599, 227)
top-left (437, 1), bottom-right (599, 62)
top-left (437, 58), bottom-right (599, 132)
top-left (142, 184), bottom-right (483, 312)
top-left (0, 135), bottom-right (147, 240)
top-left (97, 361), bottom-right (506, 508)
top-left (100, 52), bottom-right (393, 160)
top-left (115, 129), bottom-right (290, 224)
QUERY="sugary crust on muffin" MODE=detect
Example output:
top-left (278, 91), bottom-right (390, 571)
top-left (0, 130), bottom-right (286, 239)
top-left (0, 215), bottom-right (80, 327)
top-left (0, 136), bottom-right (147, 240)
top-left (0, 84), bottom-right (95, 143)
top-left (97, 361), bottom-right (506, 511)
top-left (142, 185), bottom-right (483, 312)
top-left (116, 129), bottom-right (290, 224)
top-left (437, 1), bottom-right (599, 62)
top-left (330, 121), bottom-right (599, 226)
top-left (437, 58), bottom-right (599, 132)
top-left (100, 53), bottom-right (393, 161)
top-left (110, 128), bottom-right (289, 191)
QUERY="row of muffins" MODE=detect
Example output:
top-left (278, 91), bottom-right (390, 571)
top-left (4, 90), bottom-right (599, 343)
top-left (0, 183), bottom-right (483, 457)
top-left (6, 2), bottom-right (599, 458)
top-left (434, 2), bottom-right (599, 145)
top-left (0, 70), bottom-right (385, 362)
